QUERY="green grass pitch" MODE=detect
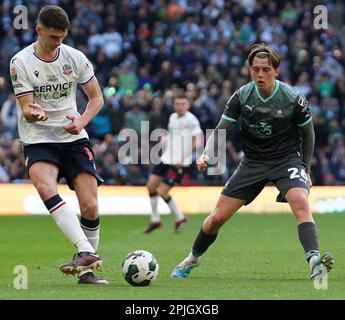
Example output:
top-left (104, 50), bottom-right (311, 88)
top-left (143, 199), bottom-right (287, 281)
top-left (0, 213), bottom-right (344, 300)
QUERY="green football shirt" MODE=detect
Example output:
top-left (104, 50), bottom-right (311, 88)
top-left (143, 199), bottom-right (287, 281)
top-left (222, 80), bottom-right (312, 160)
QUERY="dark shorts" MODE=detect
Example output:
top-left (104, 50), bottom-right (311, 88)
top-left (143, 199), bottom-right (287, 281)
top-left (222, 154), bottom-right (309, 205)
top-left (23, 138), bottom-right (104, 190)
top-left (151, 163), bottom-right (190, 186)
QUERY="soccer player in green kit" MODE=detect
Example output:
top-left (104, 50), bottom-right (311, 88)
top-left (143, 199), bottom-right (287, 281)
top-left (171, 43), bottom-right (334, 280)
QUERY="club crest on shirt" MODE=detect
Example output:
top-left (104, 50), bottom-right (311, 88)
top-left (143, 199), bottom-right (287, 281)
top-left (275, 109), bottom-right (285, 117)
top-left (62, 64), bottom-right (72, 76)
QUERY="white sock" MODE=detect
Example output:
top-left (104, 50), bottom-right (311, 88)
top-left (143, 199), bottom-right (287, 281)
top-left (48, 199), bottom-right (95, 253)
top-left (80, 219), bottom-right (100, 251)
top-left (82, 227), bottom-right (100, 251)
top-left (150, 193), bottom-right (161, 223)
top-left (187, 251), bottom-right (200, 263)
top-left (166, 197), bottom-right (184, 221)
top-left (309, 254), bottom-right (320, 271)
top-left (179, 251), bottom-right (201, 268)
top-left (80, 221), bottom-right (100, 276)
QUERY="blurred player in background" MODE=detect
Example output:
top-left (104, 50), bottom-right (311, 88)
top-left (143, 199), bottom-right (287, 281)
top-left (144, 94), bottom-right (202, 233)
top-left (10, 5), bottom-right (107, 284)
top-left (171, 43), bottom-right (334, 280)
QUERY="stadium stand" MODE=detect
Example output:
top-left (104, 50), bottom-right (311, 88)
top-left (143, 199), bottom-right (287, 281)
top-left (0, 0), bottom-right (344, 186)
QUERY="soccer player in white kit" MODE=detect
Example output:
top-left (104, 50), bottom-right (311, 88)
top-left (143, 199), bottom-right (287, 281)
top-left (9, 5), bottom-right (107, 284)
top-left (144, 94), bottom-right (202, 233)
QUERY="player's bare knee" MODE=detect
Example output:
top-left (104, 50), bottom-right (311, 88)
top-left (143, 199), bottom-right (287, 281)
top-left (291, 196), bottom-right (310, 212)
top-left (80, 201), bottom-right (98, 219)
top-left (209, 214), bottom-right (226, 229)
top-left (34, 181), bottom-right (56, 199)
top-left (291, 199), bottom-right (311, 222)
top-left (146, 183), bottom-right (156, 194)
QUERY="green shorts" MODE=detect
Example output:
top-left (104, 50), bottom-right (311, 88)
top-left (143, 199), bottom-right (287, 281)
top-left (221, 154), bottom-right (309, 205)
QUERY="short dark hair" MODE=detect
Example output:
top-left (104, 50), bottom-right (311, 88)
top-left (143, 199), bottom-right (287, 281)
top-left (38, 5), bottom-right (70, 31)
top-left (247, 43), bottom-right (280, 68)
top-left (173, 93), bottom-right (191, 105)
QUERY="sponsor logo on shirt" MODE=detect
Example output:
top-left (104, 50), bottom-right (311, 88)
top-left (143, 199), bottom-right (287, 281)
top-left (250, 120), bottom-right (272, 135)
top-left (297, 96), bottom-right (307, 107)
top-left (33, 81), bottom-right (73, 100)
top-left (10, 66), bottom-right (17, 81)
top-left (245, 104), bottom-right (254, 112)
top-left (297, 96), bottom-right (308, 112)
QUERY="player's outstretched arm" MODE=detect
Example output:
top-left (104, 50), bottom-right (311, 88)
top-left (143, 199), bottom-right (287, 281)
top-left (64, 77), bottom-right (104, 135)
top-left (17, 95), bottom-right (48, 123)
top-left (197, 118), bottom-right (235, 172)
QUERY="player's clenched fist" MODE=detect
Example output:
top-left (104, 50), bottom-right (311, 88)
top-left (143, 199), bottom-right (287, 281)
top-left (196, 154), bottom-right (209, 172)
top-left (26, 103), bottom-right (48, 122)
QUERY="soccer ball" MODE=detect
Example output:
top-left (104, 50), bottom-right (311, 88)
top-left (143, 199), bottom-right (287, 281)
top-left (122, 250), bottom-right (159, 286)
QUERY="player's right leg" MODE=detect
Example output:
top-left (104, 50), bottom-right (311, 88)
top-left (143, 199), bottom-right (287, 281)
top-left (145, 172), bottom-right (164, 233)
top-left (171, 195), bottom-right (245, 278)
top-left (172, 157), bottom-right (268, 278)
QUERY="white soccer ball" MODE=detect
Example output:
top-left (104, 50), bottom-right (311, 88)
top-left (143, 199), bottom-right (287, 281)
top-left (122, 250), bottom-right (159, 286)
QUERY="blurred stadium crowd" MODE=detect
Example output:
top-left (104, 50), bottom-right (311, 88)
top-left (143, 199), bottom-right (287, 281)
top-left (0, 0), bottom-right (345, 186)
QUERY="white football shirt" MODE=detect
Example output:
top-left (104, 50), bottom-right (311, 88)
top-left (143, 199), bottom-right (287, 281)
top-left (10, 43), bottom-right (95, 144)
top-left (160, 111), bottom-right (202, 166)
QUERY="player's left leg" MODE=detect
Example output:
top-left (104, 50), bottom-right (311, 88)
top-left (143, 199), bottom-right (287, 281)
top-left (69, 176), bottom-right (104, 283)
top-left (273, 154), bottom-right (334, 279)
top-left (73, 172), bottom-right (108, 284)
top-left (61, 141), bottom-right (105, 282)
top-left (160, 166), bottom-right (189, 231)
top-left (159, 182), bottom-right (187, 232)
top-left (73, 172), bottom-right (99, 247)
top-left (285, 188), bottom-right (334, 279)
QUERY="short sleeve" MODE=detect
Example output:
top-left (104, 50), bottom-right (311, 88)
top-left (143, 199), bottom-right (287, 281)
top-left (76, 51), bottom-right (95, 86)
top-left (9, 57), bottom-right (34, 98)
top-left (222, 91), bottom-right (241, 123)
top-left (294, 94), bottom-right (312, 127)
top-left (189, 115), bottom-right (202, 136)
